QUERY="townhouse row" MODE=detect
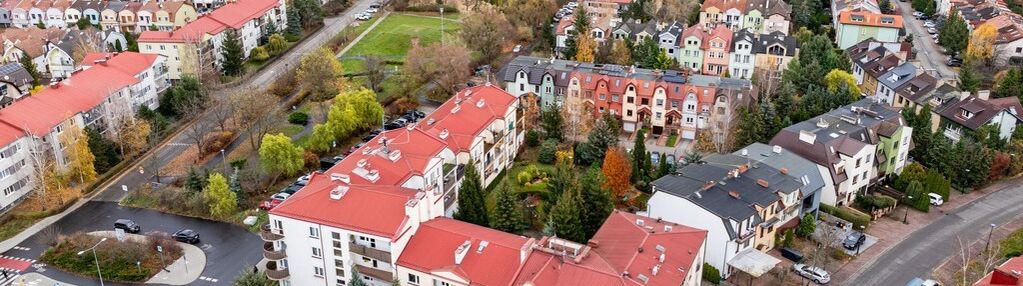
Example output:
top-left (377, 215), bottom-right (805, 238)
top-left (502, 56), bottom-right (755, 141)
top-left (138, 0), bottom-right (287, 79)
top-left (831, 0), bottom-right (904, 49)
top-left (0, 26), bottom-right (128, 80)
top-left (0, 0), bottom-right (199, 33)
top-left (0, 51), bottom-right (168, 214)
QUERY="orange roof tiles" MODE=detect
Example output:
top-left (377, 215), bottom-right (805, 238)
top-left (397, 218), bottom-right (531, 286)
top-left (839, 10), bottom-right (904, 28)
top-left (973, 256), bottom-right (1023, 286)
top-left (324, 127), bottom-right (450, 186)
top-left (421, 85), bottom-right (517, 152)
top-left (138, 0), bottom-right (278, 42)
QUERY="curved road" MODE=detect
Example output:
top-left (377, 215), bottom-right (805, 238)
top-left (845, 184), bottom-right (1023, 285)
top-left (2, 202), bottom-right (263, 286)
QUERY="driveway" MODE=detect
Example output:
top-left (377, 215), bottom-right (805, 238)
top-left (895, 0), bottom-right (958, 81)
top-left (845, 183), bottom-right (1023, 285)
top-left (0, 202), bottom-right (263, 286)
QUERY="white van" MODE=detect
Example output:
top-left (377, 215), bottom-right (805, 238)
top-left (928, 193), bottom-right (944, 206)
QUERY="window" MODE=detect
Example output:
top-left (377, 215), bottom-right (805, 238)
top-left (409, 274), bottom-right (421, 285)
top-left (656, 99), bottom-right (664, 106)
top-left (314, 266), bottom-right (325, 277)
top-left (1017, 47), bottom-right (1022, 53)
top-left (309, 227), bottom-right (320, 238)
top-left (627, 110), bottom-right (633, 116)
top-left (435, 280), bottom-right (452, 286)
top-left (312, 247), bottom-right (322, 258)
top-left (627, 96), bottom-right (634, 103)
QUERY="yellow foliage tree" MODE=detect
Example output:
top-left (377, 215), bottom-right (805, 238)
top-left (601, 147), bottom-right (632, 207)
top-left (296, 47), bottom-right (346, 100)
top-left (61, 126), bottom-right (97, 185)
top-left (968, 23), bottom-right (997, 64)
top-left (118, 119), bottom-right (152, 158)
top-left (575, 33), bottom-right (596, 63)
top-left (824, 69), bottom-right (861, 96)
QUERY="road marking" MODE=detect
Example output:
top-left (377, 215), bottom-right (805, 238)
top-left (0, 268), bottom-right (19, 286)
top-left (9, 247), bottom-right (29, 251)
top-left (199, 276), bottom-right (219, 282)
top-left (0, 256), bottom-right (34, 263)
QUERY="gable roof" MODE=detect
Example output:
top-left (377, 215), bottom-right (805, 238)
top-left (0, 62), bottom-right (33, 90)
top-left (752, 31), bottom-right (799, 56)
top-left (938, 95), bottom-right (1023, 130)
top-left (397, 218), bottom-right (531, 286)
top-left (877, 62), bottom-right (917, 90)
top-left (732, 143), bottom-right (827, 199)
top-left (588, 211), bottom-right (707, 286)
top-left (138, 0), bottom-right (278, 42)
top-left (839, 10), bottom-right (903, 28)
top-left (419, 85), bottom-right (518, 152)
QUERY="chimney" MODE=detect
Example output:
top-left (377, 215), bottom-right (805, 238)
top-left (329, 185), bottom-right (348, 200)
top-left (958, 91), bottom-right (971, 101)
top-left (798, 130), bottom-right (816, 144)
top-left (728, 191), bottom-right (740, 199)
top-left (772, 145), bottom-right (783, 154)
top-left (779, 168), bottom-right (789, 175)
top-left (757, 179), bottom-right (769, 188)
top-left (978, 90), bottom-right (991, 100)
top-left (740, 149), bottom-right (748, 156)
top-left (587, 240), bottom-right (600, 248)
top-left (454, 240), bottom-right (471, 265)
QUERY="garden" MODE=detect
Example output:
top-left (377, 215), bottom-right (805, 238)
top-left (339, 12), bottom-right (462, 73)
top-left (40, 233), bottom-right (183, 282)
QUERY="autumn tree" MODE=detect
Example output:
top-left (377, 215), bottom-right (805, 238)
top-left (203, 172), bottom-right (237, 218)
top-left (267, 34), bottom-right (287, 55)
top-left (460, 9), bottom-right (512, 63)
top-left (307, 124), bottom-right (335, 154)
top-left (609, 39), bottom-right (633, 65)
top-left (968, 23), bottom-right (998, 65)
top-left (455, 162), bottom-right (489, 226)
top-left (116, 118), bottom-right (152, 158)
top-left (259, 134), bottom-right (305, 184)
top-left (824, 69), bottom-right (861, 97)
top-left (363, 55), bottom-right (386, 92)
top-left (575, 32), bottom-right (596, 63)
top-left (330, 88), bottom-right (385, 134)
top-left (297, 47), bottom-right (346, 100)
top-left (504, 0), bottom-right (558, 38)
top-left (490, 181), bottom-right (525, 233)
top-left (403, 41), bottom-right (471, 100)
top-left (231, 90), bottom-right (281, 150)
top-left (602, 147), bottom-right (632, 206)
top-left (71, 29), bottom-right (103, 64)
top-left (62, 126), bottom-right (97, 185)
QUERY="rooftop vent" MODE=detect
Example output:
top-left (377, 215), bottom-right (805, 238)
top-left (427, 118), bottom-right (436, 125)
top-left (329, 185), bottom-right (349, 200)
top-left (454, 240), bottom-right (472, 265)
top-left (779, 168), bottom-right (788, 175)
top-left (439, 129), bottom-right (450, 139)
top-left (757, 179), bottom-right (769, 188)
top-left (637, 274), bottom-right (649, 284)
top-left (388, 150), bottom-right (402, 161)
top-left (451, 105), bottom-right (461, 114)
top-left (329, 173), bottom-right (350, 183)
top-left (664, 225), bottom-right (673, 232)
top-left (476, 98), bottom-right (486, 108)
top-left (816, 117), bottom-right (829, 128)
top-left (652, 264), bottom-right (661, 276)
top-left (476, 240), bottom-right (489, 253)
top-left (465, 90), bottom-right (473, 97)
top-left (366, 169), bottom-right (379, 181)
top-left (357, 159), bottom-right (367, 168)
top-left (728, 191), bottom-right (740, 199)
top-left (772, 145), bottom-right (782, 153)
top-left (740, 149), bottom-right (748, 156)
top-left (636, 219), bottom-right (645, 226)
top-left (655, 244), bottom-right (666, 253)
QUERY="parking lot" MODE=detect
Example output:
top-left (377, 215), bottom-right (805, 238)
top-left (812, 221), bottom-right (880, 256)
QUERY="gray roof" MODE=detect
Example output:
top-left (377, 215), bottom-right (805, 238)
top-left (105, 1), bottom-right (127, 12)
top-left (752, 31), bottom-right (799, 56)
top-left (652, 154), bottom-right (801, 239)
top-left (502, 56), bottom-right (698, 88)
top-left (730, 29), bottom-right (757, 52)
top-left (732, 143), bottom-right (826, 201)
top-left (877, 63), bottom-right (917, 90)
top-left (71, 0), bottom-right (106, 11)
top-left (0, 63), bottom-right (33, 90)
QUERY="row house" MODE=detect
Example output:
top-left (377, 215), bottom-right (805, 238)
top-left (0, 63), bottom-right (34, 107)
top-left (747, 30), bottom-right (799, 80)
top-left (502, 56), bottom-right (754, 140)
top-left (0, 52), bottom-right (166, 214)
top-left (770, 99), bottom-right (912, 206)
top-left (264, 85), bottom-right (524, 286)
top-left (138, 0), bottom-right (286, 79)
top-left (1, 26), bottom-right (127, 80)
top-left (699, 0), bottom-right (792, 34)
top-left (831, 0), bottom-right (881, 26)
top-left (554, 14), bottom-right (618, 53)
top-left (733, 143), bottom-right (827, 216)
top-left (934, 90), bottom-right (1023, 143)
top-left (648, 154), bottom-right (801, 280)
top-left (6, 0), bottom-right (196, 33)
top-left (835, 10), bottom-right (904, 49)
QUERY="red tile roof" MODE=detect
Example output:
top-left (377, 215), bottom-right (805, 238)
top-left (138, 0), bottom-right (278, 42)
top-left (325, 127), bottom-right (450, 186)
top-left (838, 10), bottom-right (904, 28)
top-left (974, 256), bottom-right (1023, 286)
top-left (397, 218), bottom-right (532, 286)
top-left (0, 52), bottom-right (158, 147)
top-left (420, 85), bottom-right (517, 152)
top-left (270, 172), bottom-right (420, 238)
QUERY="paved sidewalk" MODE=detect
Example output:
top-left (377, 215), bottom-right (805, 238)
top-left (833, 176), bottom-right (1023, 283)
top-left (0, 199), bottom-right (89, 254)
top-left (6, 272), bottom-right (76, 286)
top-left (336, 11), bottom-right (390, 57)
top-left (146, 241), bottom-right (206, 285)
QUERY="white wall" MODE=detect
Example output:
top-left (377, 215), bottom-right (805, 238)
top-left (646, 191), bottom-right (744, 279)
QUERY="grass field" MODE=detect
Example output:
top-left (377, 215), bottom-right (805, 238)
top-left (340, 13), bottom-right (462, 73)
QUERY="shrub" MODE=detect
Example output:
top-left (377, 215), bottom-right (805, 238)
top-left (538, 140), bottom-right (558, 164)
top-left (250, 46), bottom-right (270, 61)
top-left (831, 248), bottom-right (851, 260)
top-left (782, 229), bottom-right (795, 248)
top-left (702, 263), bottom-right (721, 284)
top-left (820, 204), bottom-right (871, 229)
top-left (855, 194), bottom-right (897, 210)
top-left (525, 129), bottom-right (541, 147)
top-left (41, 233), bottom-right (183, 282)
top-left (205, 131), bottom-right (236, 155)
top-left (288, 111), bottom-right (309, 125)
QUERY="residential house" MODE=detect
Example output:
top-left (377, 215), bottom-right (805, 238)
top-left (193, 0), bottom-right (226, 14)
top-left (0, 52), bottom-right (166, 214)
top-left (752, 30), bottom-right (799, 79)
top-left (679, 26), bottom-right (709, 72)
top-left (873, 63), bottom-right (917, 104)
top-left (985, 14), bottom-right (1023, 66)
top-left (699, 0), bottom-right (748, 30)
top-left (835, 10), bottom-right (903, 49)
top-left (581, 0), bottom-right (631, 21)
top-left (264, 85), bottom-right (522, 286)
top-left (729, 28), bottom-right (756, 79)
top-left (69, 0), bottom-right (104, 26)
top-left (702, 24), bottom-right (733, 75)
top-left (658, 21), bottom-right (684, 59)
top-left (45, 29), bottom-right (113, 79)
top-left (846, 38), bottom-right (910, 87)
top-left (44, 0), bottom-right (71, 28)
top-left (892, 72), bottom-right (939, 109)
top-left (732, 143), bottom-right (827, 216)
top-left (1, 26), bottom-right (69, 77)
top-left (612, 20), bottom-right (660, 43)
top-left (100, 1), bottom-right (126, 31)
top-left (972, 256), bottom-right (1023, 286)
top-left (831, 0), bottom-right (881, 27)
top-left (935, 91), bottom-right (1023, 142)
top-left (138, 0), bottom-right (287, 79)
top-left (770, 99), bottom-right (912, 205)
top-left (118, 1), bottom-right (141, 33)
top-left (0, 0), bottom-right (14, 27)
top-left (647, 154), bottom-right (801, 279)
top-left (744, 0), bottom-right (791, 34)
top-left (0, 63), bottom-right (34, 107)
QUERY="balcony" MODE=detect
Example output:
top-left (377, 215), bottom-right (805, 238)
top-left (259, 224), bottom-right (283, 241)
top-left (354, 265), bottom-right (393, 283)
top-left (265, 261), bottom-right (290, 280)
top-left (262, 241), bottom-right (287, 260)
top-left (349, 242), bottom-right (391, 263)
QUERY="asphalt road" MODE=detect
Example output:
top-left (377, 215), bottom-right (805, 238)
top-left (1, 202), bottom-right (263, 286)
top-left (844, 184), bottom-right (1023, 285)
top-left (895, 0), bottom-right (958, 81)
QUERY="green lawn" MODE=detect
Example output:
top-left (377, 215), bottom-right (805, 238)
top-left (340, 13), bottom-right (461, 73)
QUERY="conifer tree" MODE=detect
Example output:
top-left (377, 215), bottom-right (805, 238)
top-left (579, 165), bottom-right (613, 239)
top-left (631, 129), bottom-right (647, 182)
top-left (454, 162), bottom-right (489, 226)
top-left (220, 29), bottom-right (244, 76)
top-left (490, 181), bottom-right (525, 233)
top-left (549, 188), bottom-right (586, 243)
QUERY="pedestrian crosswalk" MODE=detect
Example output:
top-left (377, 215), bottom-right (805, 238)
top-left (0, 268), bottom-right (20, 286)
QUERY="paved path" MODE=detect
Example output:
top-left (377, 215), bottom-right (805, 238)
top-left (844, 179), bottom-right (1023, 285)
top-left (895, 1), bottom-right (957, 81)
top-left (337, 11), bottom-right (391, 57)
top-left (2, 272), bottom-right (74, 286)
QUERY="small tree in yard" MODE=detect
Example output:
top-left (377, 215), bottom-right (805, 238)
top-left (297, 47), bottom-right (346, 101)
top-left (549, 188), bottom-right (586, 243)
top-left (307, 124), bottom-right (335, 154)
top-left (579, 165), bottom-right (613, 239)
top-left (259, 134), bottom-right (305, 184)
top-left (349, 266), bottom-right (368, 286)
top-left (490, 181), bottom-right (525, 233)
top-left (541, 105), bottom-right (564, 142)
top-left (631, 130), bottom-right (648, 182)
top-left (268, 34), bottom-right (287, 55)
top-left (702, 263), bottom-right (721, 284)
top-left (906, 180), bottom-right (930, 212)
top-left (602, 147), bottom-right (632, 207)
top-left (204, 172), bottom-right (237, 218)
top-left (220, 29), bottom-right (245, 76)
top-left (185, 168), bottom-right (207, 193)
top-left (363, 55), bottom-right (386, 92)
top-left (229, 168), bottom-right (244, 205)
top-left (233, 270), bottom-right (274, 286)
top-left (20, 53), bottom-right (39, 86)
top-left (538, 139), bottom-right (558, 164)
top-left (454, 162), bottom-right (489, 227)
top-left (62, 126), bottom-right (97, 185)
top-left (796, 213), bottom-right (816, 238)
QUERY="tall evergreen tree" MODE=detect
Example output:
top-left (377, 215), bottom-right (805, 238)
top-left (490, 181), bottom-right (525, 233)
top-left (541, 105), bottom-right (565, 142)
top-left (19, 53), bottom-right (39, 86)
top-left (657, 153), bottom-right (668, 177)
top-left (579, 165), bottom-right (614, 238)
top-left (454, 162), bottom-right (489, 226)
top-left (286, 6), bottom-right (302, 37)
top-left (959, 59), bottom-right (981, 92)
top-left (229, 168), bottom-right (244, 205)
top-left (734, 106), bottom-right (765, 147)
top-left (549, 188), bottom-right (586, 243)
top-left (631, 130), bottom-right (648, 182)
top-left (997, 67), bottom-right (1023, 99)
top-left (548, 160), bottom-right (576, 203)
top-left (220, 29), bottom-right (245, 76)
top-left (940, 9), bottom-right (970, 56)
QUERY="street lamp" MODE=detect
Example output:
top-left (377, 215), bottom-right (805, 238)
top-left (77, 237), bottom-right (108, 286)
top-left (985, 223), bottom-right (997, 254)
top-left (903, 195), bottom-right (913, 224)
top-left (220, 149), bottom-right (228, 173)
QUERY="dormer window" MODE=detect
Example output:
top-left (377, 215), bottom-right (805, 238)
top-left (852, 15), bottom-right (864, 22)
top-left (961, 109), bottom-right (974, 119)
top-left (881, 17), bottom-right (894, 24)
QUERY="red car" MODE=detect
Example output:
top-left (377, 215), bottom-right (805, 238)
top-left (259, 193), bottom-right (291, 210)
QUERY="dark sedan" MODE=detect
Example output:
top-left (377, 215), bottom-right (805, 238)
top-left (173, 229), bottom-right (201, 244)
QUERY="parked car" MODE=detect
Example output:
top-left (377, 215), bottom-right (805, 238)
top-left (259, 193), bottom-right (292, 210)
top-left (280, 184), bottom-right (303, 195)
top-left (295, 175), bottom-right (311, 186)
top-left (384, 118), bottom-right (409, 130)
top-left (114, 219), bottom-right (141, 234)
top-left (912, 11), bottom-right (924, 17)
top-left (946, 57), bottom-right (963, 67)
top-left (923, 20), bottom-right (935, 28)
top-left (172, 229), bottom-right (201, 244)
top-left (366, 7), bottom-right (378, 13)
top-left (929, 193), bottom-right (944, 206)
top-left (369, 2), bottom-right (381, 8)
top-left (356, 13), bottom-right (370, 20)
top-left (906, 278), bottom-right (943, 286)
top-left (927, 27), bottom-right (938, 34)
top-left (407, 110), bottom-right (426, 119)
top-left (362, 133), bottom-right (377, 142)
top-left (567, 1), bottom-right (578, 7)
top-left (651, 152), bottom-right (660, 164)
top-left (842, 232), bottom-right (867, 250)
top-left (780, 247), bottom-right (804, 262)
top-left (513, 44), bottom-right (522, 53)
top-left (792, 264), bottom-right (831, 284)
top-left (666, 154), bottom-right (676, 166)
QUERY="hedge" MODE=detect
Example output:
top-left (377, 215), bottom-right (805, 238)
top-left (288, 111), bottom-right (309, 125)
top-left (821, 204), bottom-right (871, 229)
top-left (702, 263), bottom-right (721, 284)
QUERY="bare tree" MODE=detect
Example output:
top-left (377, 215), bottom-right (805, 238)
top-left (180, 99), bottom-right (216, 158)
top-left (460, 8), bottom-right (513, 63)
top-left (403, 41), bottom-right (471, 100)
top-left (231, 90), bottom-right (281, 150)
top-left (178, 36), bottom-right (219, 85)
top-left (209, 98), bottom-right (236, 132)
top-left (70, 29), bottom-right (104, 63)
top-left (363, 55), bottom-right (386, 92)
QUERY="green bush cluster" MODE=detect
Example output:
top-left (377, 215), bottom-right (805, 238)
top-left (855, 194), bottom-right (897, 211)
top-left (288, 111), bottom-right (309, 125)
top-left (525, 130), bottom-right (541, 147)
top-left (702, 263), bottom-right (721, 284)
top-left (41, 233), bottom-right (183, 282)
top-left (538, 140), bottom-right (558, 164)
top-left (821, 204), bottom-right (871, 229)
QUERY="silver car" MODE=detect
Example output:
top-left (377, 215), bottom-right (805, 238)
top-left (793, 263), bottom-right (831, 284)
